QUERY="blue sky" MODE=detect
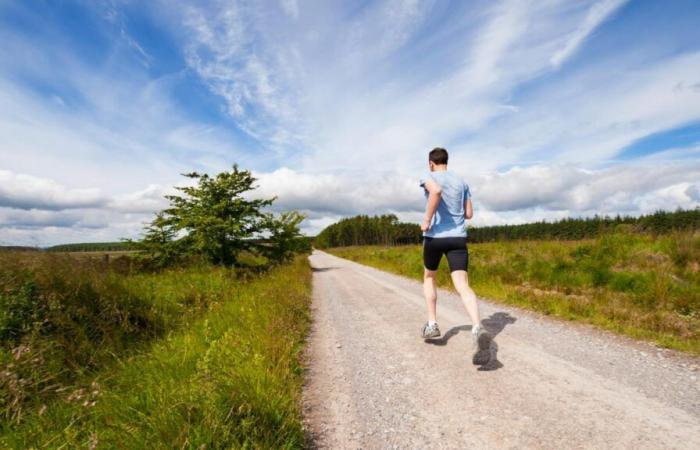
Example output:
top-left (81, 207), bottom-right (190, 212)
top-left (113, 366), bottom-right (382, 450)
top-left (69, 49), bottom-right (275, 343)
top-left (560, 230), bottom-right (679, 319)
top-left (1, 0), bottom-right (700, 245)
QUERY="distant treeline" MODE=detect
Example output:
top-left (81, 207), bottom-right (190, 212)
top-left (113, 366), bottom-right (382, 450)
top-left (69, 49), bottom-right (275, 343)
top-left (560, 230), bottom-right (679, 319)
top-left (470, 208), bottom-right (700, 242)
top-left (0, 246), bottom-right (40, 252)
top-left (44, 238), bottom-right (315, 254)
top-left (46, 242), bottom-right (136, 252)
top-left (314, 214), bottom-right (422, 248)
top-left (314, 208), bottom-right (700, 248)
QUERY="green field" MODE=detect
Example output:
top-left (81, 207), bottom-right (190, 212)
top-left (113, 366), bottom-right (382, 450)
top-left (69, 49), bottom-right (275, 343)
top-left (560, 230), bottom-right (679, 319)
top-left (327, 231), bottom-right (700, 355)
top-left (0, 252), bottom-right (311, 448)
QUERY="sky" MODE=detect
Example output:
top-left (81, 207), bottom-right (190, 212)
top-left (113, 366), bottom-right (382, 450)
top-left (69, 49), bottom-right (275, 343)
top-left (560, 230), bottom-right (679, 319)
top-left (1, 0), bottom-right (700, 246)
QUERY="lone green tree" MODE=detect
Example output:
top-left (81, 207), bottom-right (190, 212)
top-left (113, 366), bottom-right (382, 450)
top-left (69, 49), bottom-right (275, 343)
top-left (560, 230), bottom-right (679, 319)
top-left (136, 211), bottom-right (183, 267)
top-left (259, 211), bottom-right (309, 263)
top-left (139, 165), bottom-right (305, 266)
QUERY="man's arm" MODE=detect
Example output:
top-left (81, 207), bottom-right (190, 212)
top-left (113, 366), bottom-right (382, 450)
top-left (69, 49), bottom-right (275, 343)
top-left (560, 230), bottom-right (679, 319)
top-left (465, 198), bottom-right (473, 220)
top-left (422, 180), bottom-right (442, 232)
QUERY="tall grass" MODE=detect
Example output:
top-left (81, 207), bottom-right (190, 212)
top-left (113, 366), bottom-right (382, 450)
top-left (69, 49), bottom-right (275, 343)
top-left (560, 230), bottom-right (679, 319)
top-left (328, 231), bottom-right (700, 354)
top-left (0, 253), bottom-right (230, 422)
top-left (0, 253), bottom-right (311, 448)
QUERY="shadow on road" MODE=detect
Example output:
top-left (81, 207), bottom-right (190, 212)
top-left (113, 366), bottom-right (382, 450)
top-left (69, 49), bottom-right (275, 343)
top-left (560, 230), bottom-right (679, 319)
top-left (482, 311), bottom-right (517, 336)
top-left (478, 311), bottom-right (517, 371)
top-left (424, 325), bottom-right (470, 346)
top-left (424, 311), bottom-right (517, 371)
top-left (311, 266), bottom-right (339, 272)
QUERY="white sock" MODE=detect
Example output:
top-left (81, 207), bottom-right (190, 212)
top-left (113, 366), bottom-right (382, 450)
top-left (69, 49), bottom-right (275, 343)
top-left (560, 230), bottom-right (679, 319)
top-left (428, 320), bottom-right (437, 326)
top-left (472, 323), bottom-right (481, 334)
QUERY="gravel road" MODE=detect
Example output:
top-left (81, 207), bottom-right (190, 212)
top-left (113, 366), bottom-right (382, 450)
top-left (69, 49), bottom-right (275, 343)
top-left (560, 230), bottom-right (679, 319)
top-left (302, 250), bottom-right (700, 450)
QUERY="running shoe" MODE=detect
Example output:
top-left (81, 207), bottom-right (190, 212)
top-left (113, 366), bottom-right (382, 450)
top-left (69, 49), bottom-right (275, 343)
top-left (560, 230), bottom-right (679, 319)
top-left (421, 322), bottom-right (441, 339)
top-left (472, 327), bottom-right (492, 365)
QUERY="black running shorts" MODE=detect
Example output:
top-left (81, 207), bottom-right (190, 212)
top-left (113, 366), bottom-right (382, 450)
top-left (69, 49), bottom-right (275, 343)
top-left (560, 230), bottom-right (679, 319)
top-left (422, 236), bottom-right (469, 272)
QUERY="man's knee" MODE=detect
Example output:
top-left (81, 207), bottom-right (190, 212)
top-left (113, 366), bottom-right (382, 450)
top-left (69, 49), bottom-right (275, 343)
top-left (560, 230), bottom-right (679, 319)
top-left (450, 270), bottom-right (469, 287)
top-left (424, 269), bottom-right (437, 279)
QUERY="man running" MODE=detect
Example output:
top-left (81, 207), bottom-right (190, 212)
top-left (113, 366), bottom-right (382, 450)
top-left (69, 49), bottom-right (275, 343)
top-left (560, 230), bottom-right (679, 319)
top-left (419, 147), bottom-right (490, 365)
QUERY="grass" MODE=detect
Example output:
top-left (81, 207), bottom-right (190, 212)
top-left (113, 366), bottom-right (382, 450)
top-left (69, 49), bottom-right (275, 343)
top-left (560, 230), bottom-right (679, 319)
top-left (0, 253), bottom-right (312, 448)
top-left (327, 231), bottom-right (700, 355)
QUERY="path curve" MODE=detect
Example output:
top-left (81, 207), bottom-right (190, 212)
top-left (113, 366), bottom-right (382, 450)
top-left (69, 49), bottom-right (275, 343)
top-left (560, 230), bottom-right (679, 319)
top-left (302, 250), bottom-right (700, 449)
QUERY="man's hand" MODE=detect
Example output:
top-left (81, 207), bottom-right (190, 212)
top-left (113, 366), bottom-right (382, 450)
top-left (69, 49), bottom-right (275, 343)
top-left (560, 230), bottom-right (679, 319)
top-left (421, 218), bottom-right (431, 232)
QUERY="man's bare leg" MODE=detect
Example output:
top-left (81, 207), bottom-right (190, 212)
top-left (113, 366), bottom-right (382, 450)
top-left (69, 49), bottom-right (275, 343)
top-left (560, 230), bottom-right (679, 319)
top-left (423, 268), bottom-right (438, 322)
top-left (450, 270), bottom-right (481, 329)
top-left (452, 269), bottom-right (491, 364)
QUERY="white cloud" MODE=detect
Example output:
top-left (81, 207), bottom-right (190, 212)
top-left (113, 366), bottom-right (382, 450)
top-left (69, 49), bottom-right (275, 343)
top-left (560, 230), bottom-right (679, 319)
top-left (477, 162), bottom-right (700, 214)
top-left (0, 208), bottom-right (84, 228)
top-left (0, 170), bottom-right (105, 210)
top-left (108, 184), bottom-right (171, 213)
top-left (0, 170), bottom-right (167, 245)
top-left (252, 167), bottom-right (422, 216)
top-left (2, 158), bottom-right (698, 245)
top-left (0, 218), bottom-right (148, 247)
top-left (301, 215), bottom-right (340, 236)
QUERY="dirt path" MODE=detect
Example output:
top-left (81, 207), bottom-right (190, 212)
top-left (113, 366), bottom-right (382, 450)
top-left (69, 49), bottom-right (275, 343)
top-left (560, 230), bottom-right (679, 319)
top-left (302, 250), bottom-right (700, 449)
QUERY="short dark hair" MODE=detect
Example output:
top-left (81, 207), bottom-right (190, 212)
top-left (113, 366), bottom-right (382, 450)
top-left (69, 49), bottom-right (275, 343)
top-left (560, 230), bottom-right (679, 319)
top-left (429, 147), bottom-right (448, 165)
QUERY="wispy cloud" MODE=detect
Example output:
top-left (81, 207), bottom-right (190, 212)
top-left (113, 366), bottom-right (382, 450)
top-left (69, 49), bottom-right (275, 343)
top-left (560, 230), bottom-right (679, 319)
top-left (1, 0), bottom-right (700, 244)
top-left (464, 50), bottom-right (700, 165)
top-left (550, 0), bottom-right (628, 68)
top-left (181, 1), bottom-right (304, 152)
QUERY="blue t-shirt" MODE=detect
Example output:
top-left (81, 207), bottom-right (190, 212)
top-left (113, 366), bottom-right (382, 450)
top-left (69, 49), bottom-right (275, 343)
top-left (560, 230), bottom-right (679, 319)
top-left (419, 170), bottom-right (471, 238)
